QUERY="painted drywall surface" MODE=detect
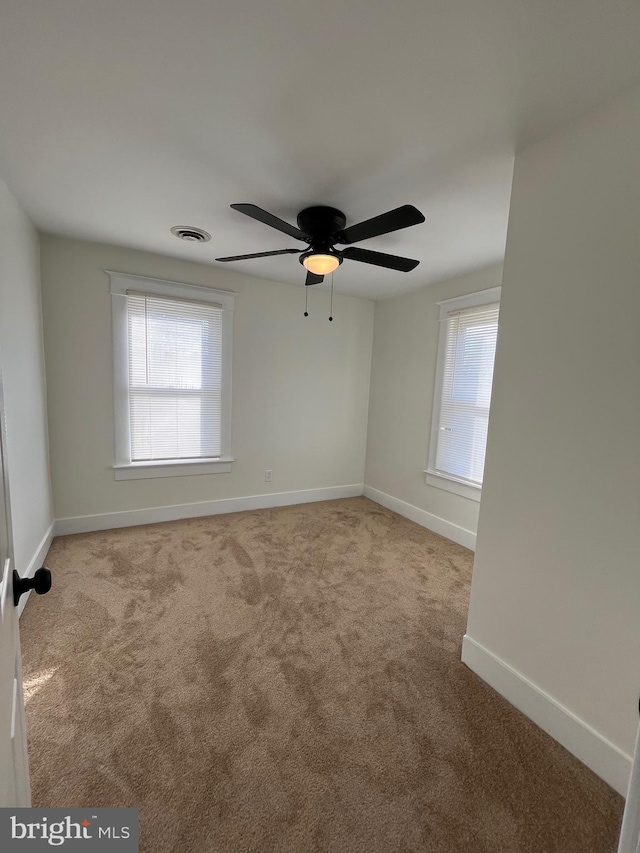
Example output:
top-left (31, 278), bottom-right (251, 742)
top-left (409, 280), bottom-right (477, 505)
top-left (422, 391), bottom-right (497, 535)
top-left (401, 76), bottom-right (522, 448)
top-left (364, 265), bottom-right (503, 537)
top-left (467, 87), bottom-right (640, 757)
top-left (0, 177), bottom-right (53, 572)
top-left (40, 236), bottom-right (374, 519)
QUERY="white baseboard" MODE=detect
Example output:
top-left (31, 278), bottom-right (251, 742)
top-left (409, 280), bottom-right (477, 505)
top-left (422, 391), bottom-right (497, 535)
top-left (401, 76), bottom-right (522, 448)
top-left (54, 484), bottom-right (364, 536)
top-left (17, 521), bottom-right (55, 618)
top-left (362, 485), bottom-right (476, 551)
top-left (462, 634), bottom-right (632, 796)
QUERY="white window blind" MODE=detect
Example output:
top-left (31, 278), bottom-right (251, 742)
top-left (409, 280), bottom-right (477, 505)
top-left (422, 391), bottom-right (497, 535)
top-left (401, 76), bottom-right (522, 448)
top-left (126, 292), bottom-right (223, 461)
top-left (434, 301), bottom-right (499, 486)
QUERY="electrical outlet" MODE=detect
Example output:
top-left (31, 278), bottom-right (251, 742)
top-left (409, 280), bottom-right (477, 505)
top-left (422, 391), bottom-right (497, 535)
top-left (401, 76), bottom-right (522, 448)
top-left (265, 469), bottom-right (273, 482)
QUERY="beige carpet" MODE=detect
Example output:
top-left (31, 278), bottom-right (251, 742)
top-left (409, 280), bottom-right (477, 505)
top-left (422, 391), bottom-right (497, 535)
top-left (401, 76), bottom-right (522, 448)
top-left (21, 497), bottom-right (622, 852)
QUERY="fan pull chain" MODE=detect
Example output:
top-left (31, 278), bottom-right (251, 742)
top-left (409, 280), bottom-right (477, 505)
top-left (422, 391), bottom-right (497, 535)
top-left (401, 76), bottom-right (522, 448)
top-left (329, 272), bottom-right (334, 322)
top-left (304, 284), bottom-right (309, 317)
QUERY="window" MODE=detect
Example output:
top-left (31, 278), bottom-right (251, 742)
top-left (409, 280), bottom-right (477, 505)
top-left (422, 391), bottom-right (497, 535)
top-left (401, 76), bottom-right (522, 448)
top-left (426, 287), bottom-right (500, 501)
top-left (109, 273), bottom-right (234, 479)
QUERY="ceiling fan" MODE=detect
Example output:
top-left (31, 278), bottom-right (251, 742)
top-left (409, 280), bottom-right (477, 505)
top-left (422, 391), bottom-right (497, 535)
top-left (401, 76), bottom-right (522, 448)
top-left (216, 203), bottom-right (425, 285)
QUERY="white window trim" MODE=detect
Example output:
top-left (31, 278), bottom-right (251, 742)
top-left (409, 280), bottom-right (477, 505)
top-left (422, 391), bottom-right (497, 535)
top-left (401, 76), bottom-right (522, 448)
top-left (108, 271), bottom-right (235, 480)
top-left (426, 286), bottom-right (501, 501)
top-left (423, 470), bottom-right (482, 502)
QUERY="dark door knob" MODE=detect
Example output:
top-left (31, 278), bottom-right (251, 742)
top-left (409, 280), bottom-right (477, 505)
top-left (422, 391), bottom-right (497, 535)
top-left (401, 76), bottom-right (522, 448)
top-left (13, 567), bottom-right (52, 607)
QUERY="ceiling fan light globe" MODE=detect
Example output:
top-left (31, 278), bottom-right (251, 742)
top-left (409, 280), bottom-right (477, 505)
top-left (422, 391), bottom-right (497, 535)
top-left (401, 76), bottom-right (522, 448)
top-left (302, 253), bottom-right (340, 275)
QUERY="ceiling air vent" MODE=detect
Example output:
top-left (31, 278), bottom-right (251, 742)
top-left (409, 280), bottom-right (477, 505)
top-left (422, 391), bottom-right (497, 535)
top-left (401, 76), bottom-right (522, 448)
top-left (171, 226), bottom-right (211, 243)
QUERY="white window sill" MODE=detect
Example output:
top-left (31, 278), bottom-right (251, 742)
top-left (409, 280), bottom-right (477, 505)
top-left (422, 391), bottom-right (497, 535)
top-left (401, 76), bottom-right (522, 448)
top-left (424, 470), bottom-right (482, 502)
top-left (114, 458), bottom-right (234, 480)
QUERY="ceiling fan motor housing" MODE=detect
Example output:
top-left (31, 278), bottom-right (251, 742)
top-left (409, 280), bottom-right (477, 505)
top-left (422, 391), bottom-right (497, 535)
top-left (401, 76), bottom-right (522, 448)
top-left (297, 206), bottom-right (347, 241)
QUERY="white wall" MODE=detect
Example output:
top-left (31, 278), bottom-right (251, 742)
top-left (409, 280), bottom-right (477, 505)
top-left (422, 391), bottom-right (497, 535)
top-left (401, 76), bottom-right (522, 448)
top-left (465, 86), bottom-right (640, 793)
top-left (40, 236), bottom-right (374, 522)
top-left (0, 176), bottom-right (53, 574)
top-left (364, 265), bottom-right (503, 549)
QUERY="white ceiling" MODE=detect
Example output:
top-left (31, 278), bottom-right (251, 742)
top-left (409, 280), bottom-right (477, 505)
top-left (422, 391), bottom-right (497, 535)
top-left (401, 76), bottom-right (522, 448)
top-left (0, 1), bottom-right (639, 300)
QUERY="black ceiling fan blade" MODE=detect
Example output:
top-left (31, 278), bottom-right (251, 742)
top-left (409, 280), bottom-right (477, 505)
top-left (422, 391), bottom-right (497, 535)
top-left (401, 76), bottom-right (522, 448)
top-left (342, 246), bottom-right (419, 272)
top-left (305, 271), bottom-right (324, 286)
top-left (215, 248), bottom-right (300, 262)
top-left (230, 203), bottom-right (309, 242)
top-left (335, 204), bottom-right (425, 244)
